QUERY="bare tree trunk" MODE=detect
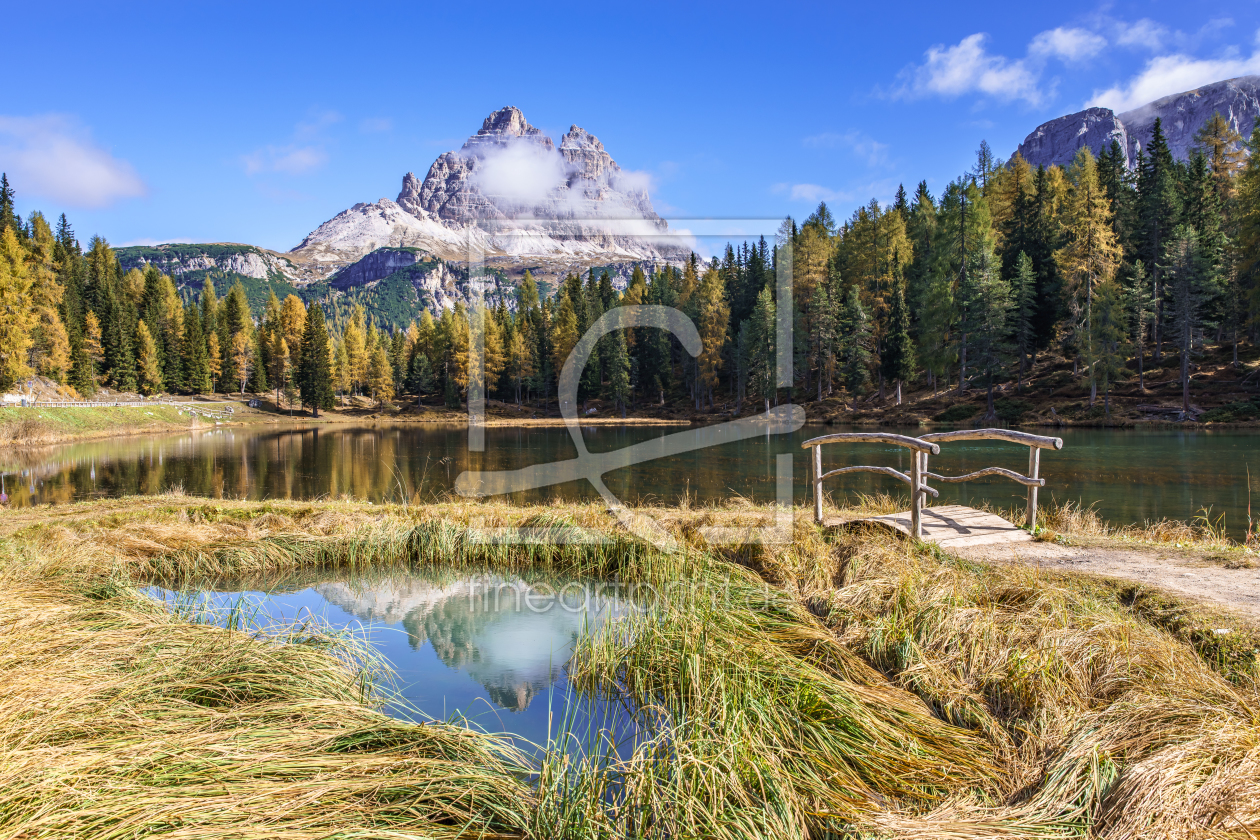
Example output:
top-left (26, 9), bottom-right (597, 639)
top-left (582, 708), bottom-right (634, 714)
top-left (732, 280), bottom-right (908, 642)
top-left (1154, 271), bottom-right (1163, 364)
top-left (957, 342), bottom-right (967, 395)
top-left (894, 380), bottom-right (902, 406)
top-left (1182, 341), bottom-right (1191, 414)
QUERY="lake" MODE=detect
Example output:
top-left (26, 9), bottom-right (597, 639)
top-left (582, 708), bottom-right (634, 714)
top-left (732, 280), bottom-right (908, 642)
top-left (5, 421), bottom-right (1259, 536)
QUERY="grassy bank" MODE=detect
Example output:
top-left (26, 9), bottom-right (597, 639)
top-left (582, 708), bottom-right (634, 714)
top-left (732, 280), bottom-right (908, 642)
top-left (0, 402), bottom-right (291, 447)
top-left (0, 404), bottom-right (197, 446)
top-left (2, 496), bottom-right (1258, 837)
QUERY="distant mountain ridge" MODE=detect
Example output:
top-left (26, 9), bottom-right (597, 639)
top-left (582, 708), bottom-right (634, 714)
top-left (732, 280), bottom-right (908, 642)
top-left (116, 107), bottom-right (693, 325)
top-left (291, 106), bottom-right (687, 268)
top-left (1015, 76), bottom-right (1260, 169)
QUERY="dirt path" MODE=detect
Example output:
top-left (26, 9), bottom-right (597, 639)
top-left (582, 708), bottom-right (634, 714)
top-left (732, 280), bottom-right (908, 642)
top-left (954, 538), bottom-right (1260, 619)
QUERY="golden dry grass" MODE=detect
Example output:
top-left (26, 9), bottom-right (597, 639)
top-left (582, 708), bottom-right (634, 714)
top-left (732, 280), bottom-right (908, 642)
top-left (0, 495), bottom-right (1257, 838)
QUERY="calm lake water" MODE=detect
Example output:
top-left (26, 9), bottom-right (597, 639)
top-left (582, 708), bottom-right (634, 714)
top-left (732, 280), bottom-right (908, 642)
top-left (145, 569), bottom-right (640, 754)
top-left (6, 421), bottom-right (1260, 535)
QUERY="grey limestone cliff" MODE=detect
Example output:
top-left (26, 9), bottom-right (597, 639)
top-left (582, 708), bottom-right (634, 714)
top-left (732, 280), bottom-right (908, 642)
top-left (1016, 76), bottom-right (1260, 170)
top-left (396, 106), bottom-right (672, 249)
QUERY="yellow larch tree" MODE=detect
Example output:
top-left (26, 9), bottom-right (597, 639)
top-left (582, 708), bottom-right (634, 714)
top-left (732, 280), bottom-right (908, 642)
top-left (368, 345), bottom-right (394, 407)
top-left (25, 213), bottom-right (70, 382)
top-left (1194, 112), bottom-right (1245, 200)
top-left (230, 331), bottom-right (253, 394)
top-left (696, 265), bottom-right (730, 406)
top-left (0, 227), bottom-right (35, 390)
top-left (549, 295), bottom-right (579, 389)
top-left (136, 321), bottom-right (162, 395)
top-left (1054, 147), bottom-right (1121, 404)
top-left (342, 307), bottom-right (367, 394)
top-left (207, 331), bottom-right (223, 391)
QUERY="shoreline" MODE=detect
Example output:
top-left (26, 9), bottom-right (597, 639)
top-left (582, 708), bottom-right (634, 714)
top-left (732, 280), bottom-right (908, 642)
top-left (6, 386), bottom-right (1258, 450)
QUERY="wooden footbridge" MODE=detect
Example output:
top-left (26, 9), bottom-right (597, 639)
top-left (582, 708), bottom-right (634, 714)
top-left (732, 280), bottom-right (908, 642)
top-left (802, 429), bottom-right (1064, 546)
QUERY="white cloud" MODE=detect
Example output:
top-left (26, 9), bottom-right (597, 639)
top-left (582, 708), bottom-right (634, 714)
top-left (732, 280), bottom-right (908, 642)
top-left (1087, 49), bottom-right (1260, 112)
top-left (1114, 18), bottom-right (1169, 50)
top-left (243, 110), bottom-right (341, 177)
top-left (613, 168), bottom-right (655, 195)
top-left (242, 145), bottom-right (328, 175)
top-left (470, 141), bottom-right (568, 207)
top-left (0, 115), bottom-right (146, 209)
top-left (803, 130), bottom-right (889, 166)
top-left (896, 25), bottom-right (1117, 105)
top-left (772, 182), bottom-right (850, 203)
top-left (1029, 27), bottom-right (1107, 61)
top-left (897, 33), bottom-right (1043, 104)
top-left (295, 110), bottom-right (342, 139)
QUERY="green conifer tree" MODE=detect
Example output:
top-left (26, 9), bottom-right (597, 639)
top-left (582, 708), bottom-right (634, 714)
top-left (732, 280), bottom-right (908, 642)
top-left (1009, 252), bottom-right (1038, 384)
top-left (1124, 261), bottom-right (1152, 390)
top-left (838, 285), bottom-right (873, 396)
top-left (881, 280), bottom-right (915, 403)
top-left (1138, 118), bottom-right (1183, 360)
top-left (298, 304), bottom-right (334, 416)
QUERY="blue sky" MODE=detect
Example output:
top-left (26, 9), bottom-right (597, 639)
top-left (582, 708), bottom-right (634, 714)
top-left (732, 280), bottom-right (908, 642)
top-left (3, 1), bottom-right (1260, 253)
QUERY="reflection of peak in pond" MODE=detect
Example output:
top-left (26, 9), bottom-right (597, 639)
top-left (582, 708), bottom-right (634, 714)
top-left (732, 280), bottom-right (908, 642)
top-left (314, 576), bottom-right (629, 713)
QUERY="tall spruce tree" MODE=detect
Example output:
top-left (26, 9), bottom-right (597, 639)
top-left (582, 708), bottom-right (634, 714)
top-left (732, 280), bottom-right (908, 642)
top-left (1010, 251), bottom-right (1037, 384)
top-left (1125, 261), bottom-right (1152, 390)
top-left (880, 280), bottom-right (915, 403)
top-left (1091, 276), bottom-right (1128, 417)
top-left (1164, 226), bottom-right (1211, 414)
top-left (1137, 118), bottom-right (1183, 360)
top-left (839, 285), bottom-right (873, 395)
top-left (298, 304), bottom-right (334, 416)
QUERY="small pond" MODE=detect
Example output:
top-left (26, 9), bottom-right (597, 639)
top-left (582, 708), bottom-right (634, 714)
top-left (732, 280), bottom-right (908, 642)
top-left (145, 569), bottom-right (641, 755)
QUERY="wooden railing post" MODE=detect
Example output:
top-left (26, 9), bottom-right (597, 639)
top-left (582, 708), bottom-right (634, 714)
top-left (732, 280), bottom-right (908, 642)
top-left (910, 449), bottom-right (923, 539)
top-left (812, 445), bottom-right (823, 524)
top-left (1026, 446), bottom-right (1040, 530)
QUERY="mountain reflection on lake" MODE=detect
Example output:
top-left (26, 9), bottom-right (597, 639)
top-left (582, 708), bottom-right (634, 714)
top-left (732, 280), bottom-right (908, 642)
top-left (145, 570), bottom-right (640, 750)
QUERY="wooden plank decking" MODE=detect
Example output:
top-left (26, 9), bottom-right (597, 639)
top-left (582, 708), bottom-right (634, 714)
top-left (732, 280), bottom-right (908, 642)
top-left (825, 504), bottom-right (1033, 548)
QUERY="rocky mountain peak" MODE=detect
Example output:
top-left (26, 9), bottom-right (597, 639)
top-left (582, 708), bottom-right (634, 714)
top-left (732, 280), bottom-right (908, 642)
top-left (464, 105), bottom-right (554, 153)
top-left (295, 105), bottom-right (686, 271)
top-left (560, 125), bottom-right (615, 181)
top-left (1016, 76), bottom-right (1260, 170)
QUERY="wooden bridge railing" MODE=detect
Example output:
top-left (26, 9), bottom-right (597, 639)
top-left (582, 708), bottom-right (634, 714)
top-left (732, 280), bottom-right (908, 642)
top-left (802, 433), bottom-right (940, 538)
top-left (802, 429), bottom-right (1064, 538)
top-left (919, 430), bottom-right (1062, 531)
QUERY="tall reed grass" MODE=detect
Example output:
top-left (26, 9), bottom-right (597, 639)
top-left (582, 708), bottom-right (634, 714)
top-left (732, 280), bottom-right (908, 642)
top-left (0, 495), bottom-right (1257, 838)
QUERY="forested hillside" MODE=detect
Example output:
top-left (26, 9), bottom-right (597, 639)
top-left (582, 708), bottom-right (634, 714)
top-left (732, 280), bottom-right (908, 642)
top-left (1, 111), bottom-right (1257, 419)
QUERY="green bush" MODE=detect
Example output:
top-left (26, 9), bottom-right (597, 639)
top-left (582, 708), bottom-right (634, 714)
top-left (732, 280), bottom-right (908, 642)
top-left (1201, 400), bottom-right (1260, 423)
top-left (933, 403), bottom-right (980, 423)
top-left (994, 397), bottom-right (1034, 422)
